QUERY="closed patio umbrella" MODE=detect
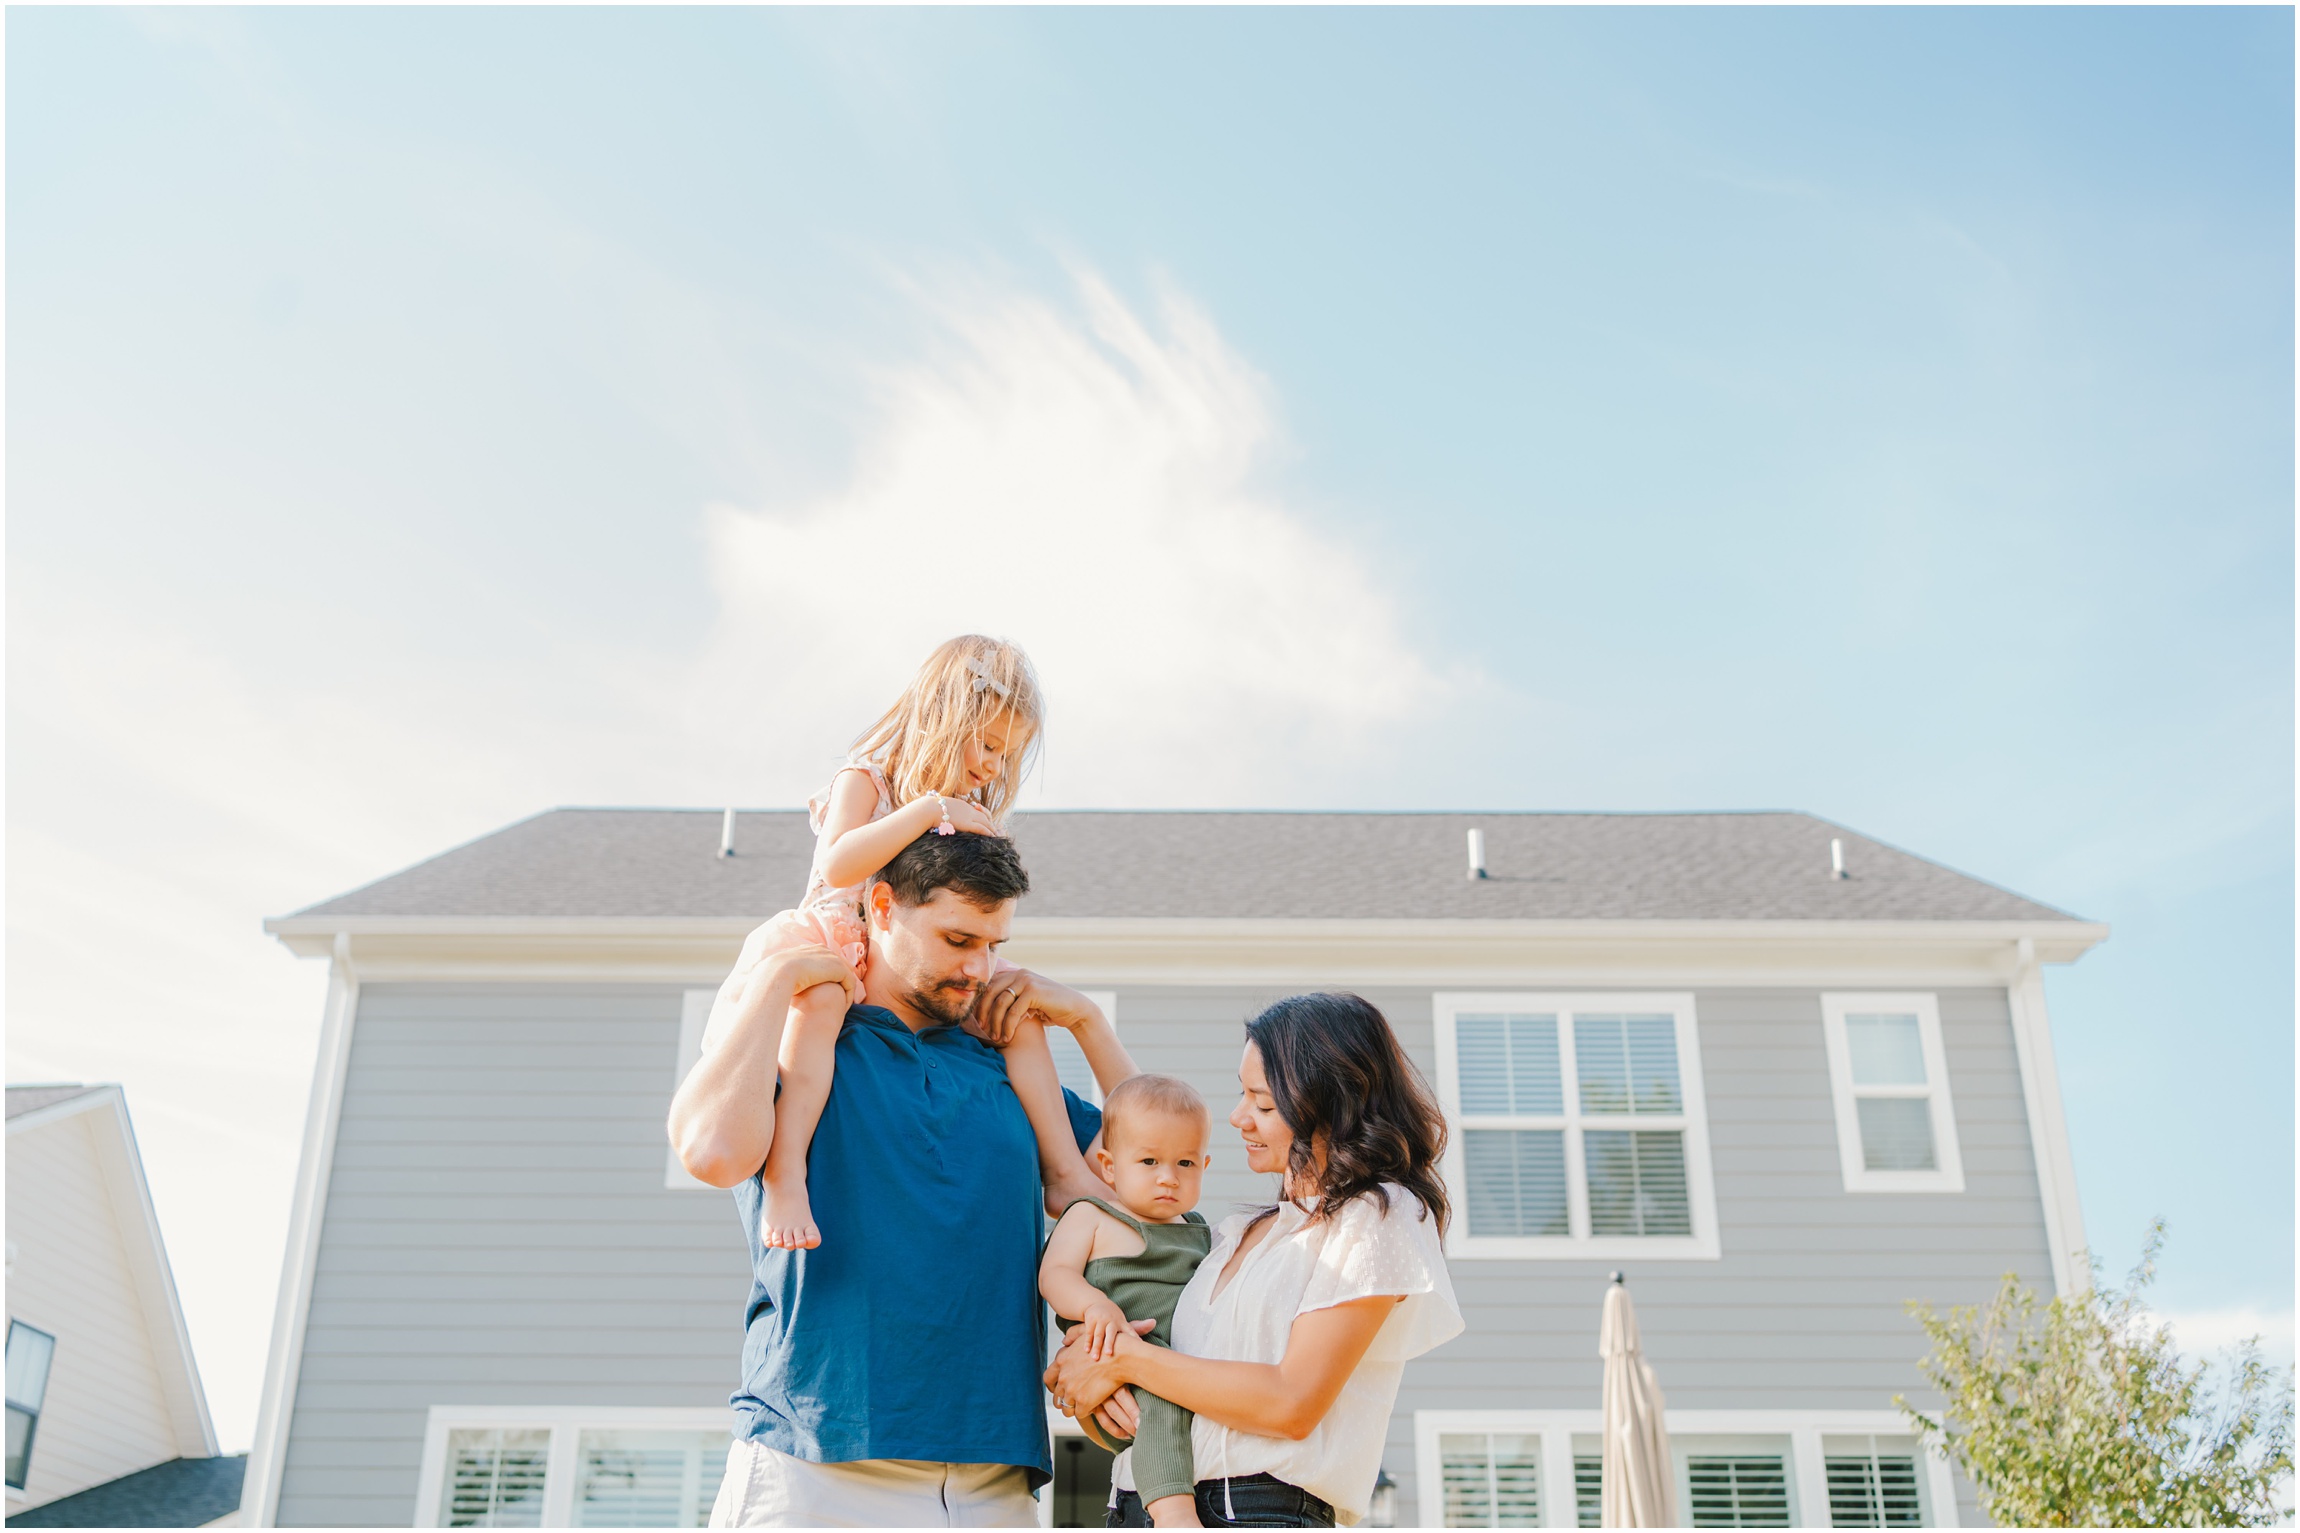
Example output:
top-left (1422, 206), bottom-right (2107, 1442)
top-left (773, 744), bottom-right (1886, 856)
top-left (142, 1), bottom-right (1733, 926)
top-left (1600, 1273), bottom-right (1678, 1529)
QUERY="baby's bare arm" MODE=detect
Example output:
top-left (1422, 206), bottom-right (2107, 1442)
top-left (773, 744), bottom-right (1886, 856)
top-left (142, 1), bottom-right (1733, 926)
top-left (1040, 1204), bottom-right (1141, 1361)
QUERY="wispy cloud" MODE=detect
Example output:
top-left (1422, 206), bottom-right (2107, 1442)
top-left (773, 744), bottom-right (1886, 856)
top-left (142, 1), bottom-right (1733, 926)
top-left (688, 268), bottom-right (1460, 807)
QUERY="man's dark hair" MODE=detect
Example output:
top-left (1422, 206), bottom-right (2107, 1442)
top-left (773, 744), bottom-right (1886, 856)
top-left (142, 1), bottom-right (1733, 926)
top-left (879, 831), bottom-right (1030, 911)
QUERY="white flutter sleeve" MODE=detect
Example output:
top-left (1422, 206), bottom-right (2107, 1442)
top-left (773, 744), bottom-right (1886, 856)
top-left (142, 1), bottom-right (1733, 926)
top-left (1296, 1187), bottom-right (1466, 1363)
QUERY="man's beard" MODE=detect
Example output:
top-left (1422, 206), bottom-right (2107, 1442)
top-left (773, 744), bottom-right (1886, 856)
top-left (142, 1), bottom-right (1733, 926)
top-left (900, 975), bottom-right (981, 1029)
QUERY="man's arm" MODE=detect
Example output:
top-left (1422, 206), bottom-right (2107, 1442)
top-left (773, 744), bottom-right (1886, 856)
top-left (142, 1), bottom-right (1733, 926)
top-left (667, 947), bottom-right (855, 1188)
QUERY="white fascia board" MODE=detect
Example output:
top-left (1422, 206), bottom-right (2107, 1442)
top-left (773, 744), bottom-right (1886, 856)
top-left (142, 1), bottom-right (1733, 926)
top-left (8, 1087), bottom-right (218, 1457)
top-left (263, 914), bottom-right (2110, 986)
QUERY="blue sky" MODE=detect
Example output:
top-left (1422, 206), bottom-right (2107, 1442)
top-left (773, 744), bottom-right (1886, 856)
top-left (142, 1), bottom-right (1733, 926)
top-left (9, 7), bottom-right (2291, 1448)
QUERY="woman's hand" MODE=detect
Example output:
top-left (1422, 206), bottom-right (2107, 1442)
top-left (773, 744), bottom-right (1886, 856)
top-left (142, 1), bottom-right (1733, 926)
top-left (1045, 1317), bottom-right (1155, 1423)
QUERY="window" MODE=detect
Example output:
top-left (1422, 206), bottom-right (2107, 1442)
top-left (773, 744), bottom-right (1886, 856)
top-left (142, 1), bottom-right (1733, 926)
top-left (1434, 994), bottom-right (1719, 1259)
top-left (443, 1428), bottom-right (551, 1527)
top-left (1573, 1454), bottom-right (1601, 1528)
top-left (1413, 1412), bottom-right (1955, 1531)
top-left (1820, 995), bottom-right (1964, 1193)
top-left (1437, 1432), bottom-right (1543, 1526)
top-left (5, 1321), bottom-right (55, 1490)
top-left (1823, 1435), bottom-right (1928, 1527)
top-left (418, 1410), bottom-right (730, 1528)
top-left (1684, 1454), bottom-right (1791, 1527)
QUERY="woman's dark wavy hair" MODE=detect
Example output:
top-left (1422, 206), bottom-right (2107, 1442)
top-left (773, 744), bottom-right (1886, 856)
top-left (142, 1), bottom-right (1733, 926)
top-left (1244, 993), bottom-right (1450, 1234)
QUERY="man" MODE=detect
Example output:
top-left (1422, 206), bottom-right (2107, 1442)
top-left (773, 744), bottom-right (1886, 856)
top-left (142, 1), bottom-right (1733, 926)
top-left (669, 830), bottom-right (1132, 1527)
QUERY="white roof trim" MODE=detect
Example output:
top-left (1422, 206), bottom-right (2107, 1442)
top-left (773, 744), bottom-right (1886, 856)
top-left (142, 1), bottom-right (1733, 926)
top-left (6, 1086), bottom-right (219, 1459)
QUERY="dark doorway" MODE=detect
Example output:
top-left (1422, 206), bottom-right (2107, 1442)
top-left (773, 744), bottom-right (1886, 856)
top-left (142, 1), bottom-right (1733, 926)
top-left (1052, 1433), bottom-right (1115, 1527)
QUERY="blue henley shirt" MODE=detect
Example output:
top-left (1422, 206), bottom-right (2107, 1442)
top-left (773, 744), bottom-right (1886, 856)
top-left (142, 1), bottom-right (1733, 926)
top-left (730, 1004), bottom-right (1100, 1487)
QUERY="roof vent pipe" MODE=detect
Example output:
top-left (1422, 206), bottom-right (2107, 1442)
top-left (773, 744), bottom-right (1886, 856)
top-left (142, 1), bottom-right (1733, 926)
top-left (720, 808), bottom-right (737, 859)
top-left (1467, 828), bottom-right (1488, 881)
top-left (1830, 837), bottom-right (1847, 880)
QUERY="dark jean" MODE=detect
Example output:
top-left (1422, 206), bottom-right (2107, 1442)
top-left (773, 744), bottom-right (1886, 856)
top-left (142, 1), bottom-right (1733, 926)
top-left (1106, 1473), bottom-right (1335, 1528)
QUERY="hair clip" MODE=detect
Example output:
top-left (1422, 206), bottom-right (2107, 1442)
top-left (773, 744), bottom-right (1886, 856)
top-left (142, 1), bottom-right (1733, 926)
top-left (965, 656), bottom-right (1011, 699)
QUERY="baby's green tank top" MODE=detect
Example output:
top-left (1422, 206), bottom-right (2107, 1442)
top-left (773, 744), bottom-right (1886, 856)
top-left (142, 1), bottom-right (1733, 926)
top-left (1068, 1196), bottom-right (1213, 1347)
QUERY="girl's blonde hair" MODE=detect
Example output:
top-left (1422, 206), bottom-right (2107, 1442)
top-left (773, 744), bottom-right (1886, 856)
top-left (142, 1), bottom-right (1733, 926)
top-left (850, 636), bottom-right (1043, 824)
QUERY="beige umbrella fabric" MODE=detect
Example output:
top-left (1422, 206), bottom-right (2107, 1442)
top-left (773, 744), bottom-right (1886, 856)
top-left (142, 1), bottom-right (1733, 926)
top-left (1599, 1275), bottom-right (1678, 1529)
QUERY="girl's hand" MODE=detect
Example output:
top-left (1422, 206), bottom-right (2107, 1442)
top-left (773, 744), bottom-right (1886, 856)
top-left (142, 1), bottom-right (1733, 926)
top-left (940, 796), bottom-right (1000, 836)
top-left (765, 946), bottom-right (862, 1009)
top-left (971, 968), bottom-right (1102, 1046)
top-left (1082, 1299), bottom-right (1133, 1362)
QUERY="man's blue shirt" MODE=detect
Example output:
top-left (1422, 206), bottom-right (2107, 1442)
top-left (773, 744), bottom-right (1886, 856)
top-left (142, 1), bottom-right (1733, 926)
top-left (731, 1004), bottom-right (1100, 1486)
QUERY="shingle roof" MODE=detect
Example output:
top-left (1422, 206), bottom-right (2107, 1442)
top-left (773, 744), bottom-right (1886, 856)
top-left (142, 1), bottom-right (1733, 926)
top-left (4, 1455), bottom-right (245, 1528)
top-left (5, 1085), bottom-right (104, 1121)
top-left (286, 809), bottom-right (2082, 924)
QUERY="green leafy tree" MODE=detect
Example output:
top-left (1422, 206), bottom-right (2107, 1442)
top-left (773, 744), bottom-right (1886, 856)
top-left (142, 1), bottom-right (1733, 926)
top-left (1898, 1221), bottom-right (2292, 1528)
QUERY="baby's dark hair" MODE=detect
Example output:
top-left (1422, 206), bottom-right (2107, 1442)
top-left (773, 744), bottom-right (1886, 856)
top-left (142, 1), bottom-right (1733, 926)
top-left (1100, 1074), bottom-right (1209, 1149)
top-left (879, 831), bottom-right (1030, 911)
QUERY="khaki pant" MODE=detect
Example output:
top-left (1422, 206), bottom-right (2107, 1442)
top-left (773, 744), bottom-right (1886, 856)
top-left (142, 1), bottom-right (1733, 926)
top-left (709, 1439), bottom-right (1040, 1528)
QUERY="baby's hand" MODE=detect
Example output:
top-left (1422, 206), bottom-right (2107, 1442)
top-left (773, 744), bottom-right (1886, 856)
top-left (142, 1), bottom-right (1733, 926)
top-left (1082, 1298), bottom-right (1132, 1362)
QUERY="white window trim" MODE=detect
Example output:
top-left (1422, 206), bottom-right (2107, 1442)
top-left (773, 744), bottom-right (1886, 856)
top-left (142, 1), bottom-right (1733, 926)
top-left (1820, 993), bottom-right (1965, 1193)
top-left (1038, 1406), bottom-right (1093, 1529)
top-left (1413, 1408), bottom-right (1959, 1530)
top-left (412, 1404), bottom-right (733, 1528)
top-left (666, 990), bottom-right (719, 1189)
top-left (1433, 993), bottom-right (1721, 1261)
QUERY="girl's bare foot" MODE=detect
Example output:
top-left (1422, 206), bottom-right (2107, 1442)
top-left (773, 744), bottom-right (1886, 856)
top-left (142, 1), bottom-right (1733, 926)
top-left (760, 1173), bottom-right (820, 1250)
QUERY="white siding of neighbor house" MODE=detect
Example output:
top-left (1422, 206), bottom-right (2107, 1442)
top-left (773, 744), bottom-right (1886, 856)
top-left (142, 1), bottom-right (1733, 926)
top-left (4, 1112), bottom-right (185, 1512)
top-left (278, 982), bottom-right (2040, 1527)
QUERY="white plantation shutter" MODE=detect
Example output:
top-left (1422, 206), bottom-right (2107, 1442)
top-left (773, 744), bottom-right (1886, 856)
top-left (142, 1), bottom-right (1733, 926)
top-left (444, 1429), bottom-right (551, 1528)
top-left (1442, 996), bottom-right (1712, 1254)
top-left (1437, 1432), bottom-right (1542, 1527)
top-left (572, 1428), bottom-right (727, 1527)
top-left (1685, 1456), bottom-right (1792, 1528)
top-left (1823, 1436), bottom-right (1926, 1527)
top-left (1582, 1130), bottom-right (1692, 1237)
top-left (1463, 1129), bottom-right (1570, 1237)
top-left (1573, 1455), bottom-right (1602, 1528)
top-left (1458, 1015), bottom-right (1564, 1115)
top-left (1572, 1016), bottom-right (1681, 1115)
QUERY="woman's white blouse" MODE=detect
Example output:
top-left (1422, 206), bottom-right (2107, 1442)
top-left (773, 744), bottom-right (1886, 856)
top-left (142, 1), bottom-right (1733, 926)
top-left (1110, 1186), bottom-right (1463, 1525)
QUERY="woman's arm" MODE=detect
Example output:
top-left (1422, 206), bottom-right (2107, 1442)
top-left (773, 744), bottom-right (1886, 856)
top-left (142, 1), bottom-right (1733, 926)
top-left (1049, 1294), bottom-right (1401, 1442)
top-left (816, 773), bottom-right (997, 889)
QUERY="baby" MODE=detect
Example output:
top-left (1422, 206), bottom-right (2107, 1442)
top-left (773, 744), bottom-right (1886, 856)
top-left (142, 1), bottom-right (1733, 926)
top-left (1039, 1074), bottom-right (1215, 1528)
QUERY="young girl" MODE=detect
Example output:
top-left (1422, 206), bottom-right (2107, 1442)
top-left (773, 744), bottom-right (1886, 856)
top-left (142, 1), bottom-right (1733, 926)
top-left (706, 635), bottom-right (1091, 1250)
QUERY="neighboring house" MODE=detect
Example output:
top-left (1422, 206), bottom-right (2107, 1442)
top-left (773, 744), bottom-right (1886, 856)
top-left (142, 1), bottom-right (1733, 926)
top-left (241, 808), bottom-right (2101, 1530)
top-left (4, 1085), bottom-right (238, 1527)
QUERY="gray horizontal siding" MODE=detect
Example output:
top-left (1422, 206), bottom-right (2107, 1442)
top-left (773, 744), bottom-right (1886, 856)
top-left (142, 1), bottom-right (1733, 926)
top-left (280, 981), bottom-right (2046, 1527)
top-left (277, 984), bottom-right (746, 1528)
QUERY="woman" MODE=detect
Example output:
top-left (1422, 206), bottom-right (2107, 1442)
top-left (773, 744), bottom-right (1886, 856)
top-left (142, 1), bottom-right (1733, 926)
top-left (1045, 993), bottom-right (1463, 1528)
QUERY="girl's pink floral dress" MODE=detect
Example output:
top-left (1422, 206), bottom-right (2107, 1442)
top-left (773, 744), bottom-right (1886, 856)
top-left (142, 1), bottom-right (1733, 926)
top-left (741, 761), bottom-right (896, 983)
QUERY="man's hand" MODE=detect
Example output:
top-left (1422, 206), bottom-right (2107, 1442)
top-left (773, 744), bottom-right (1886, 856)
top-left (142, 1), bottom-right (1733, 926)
top-left (970, 967), bottom-right (1103, 1048)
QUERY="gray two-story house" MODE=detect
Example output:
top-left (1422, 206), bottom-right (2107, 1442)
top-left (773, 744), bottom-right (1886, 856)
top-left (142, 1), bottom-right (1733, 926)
top-left (239, 809), bottom-right (2101, 1529)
